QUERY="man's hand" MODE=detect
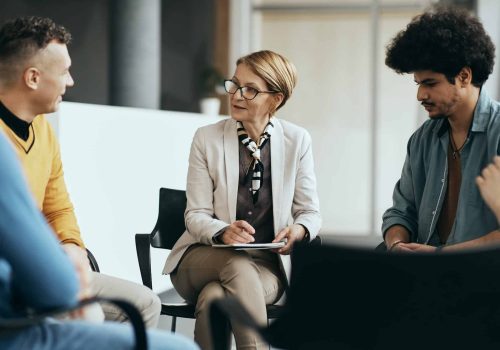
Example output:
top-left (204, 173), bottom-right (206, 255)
top-left (385, 225), bottom-right (411, 252)
top-left (394, 242), bottom-right (437, 253)
top-left (272, 224), bottom-right (306, 255)
top-left (61, 244), bottom-right (104, 322)
top-left (220, 220), bottom-right (255, 244)
top-left (62, 243), bottom-right (90, 299)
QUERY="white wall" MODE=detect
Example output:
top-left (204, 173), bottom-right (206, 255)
top-left (47, 102), bottom-right (224, 293)
top-left (255, 8), bottom-right (422, 237)
top-left (478, 0), bottom-right (500, 100)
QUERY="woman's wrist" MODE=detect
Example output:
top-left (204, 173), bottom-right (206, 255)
top-left (296, 224), bottom-right (309, 242)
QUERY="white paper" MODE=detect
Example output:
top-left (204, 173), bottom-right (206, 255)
top-left (211, 241), bottom-right (286, 250)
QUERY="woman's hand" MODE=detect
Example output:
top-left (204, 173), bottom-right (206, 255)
top-left (272, 224), bottom-right (306, 255)
top-left (221, 220), bottom-right (256, 244)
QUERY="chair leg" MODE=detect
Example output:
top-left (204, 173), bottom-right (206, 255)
top-left (171, 316), bottom-right (177, 333)
top-left (267, 318), bottom-right (271, 350)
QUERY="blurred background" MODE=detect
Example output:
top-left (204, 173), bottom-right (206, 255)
top-left (2, 0), bottom-right (498, 246)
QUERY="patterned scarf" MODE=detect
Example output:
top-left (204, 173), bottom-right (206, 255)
top-left (237, 118), bottom-right (275, 204)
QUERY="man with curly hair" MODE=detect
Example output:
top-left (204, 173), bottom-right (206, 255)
top-left (382, 7), bottom-right (500, 252)
top-left (0, 16), bottom-right (161, 327)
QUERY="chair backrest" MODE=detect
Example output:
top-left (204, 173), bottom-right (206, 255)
top-left (86, 248), bottom-right (100, 272)
top-left (150, 188), bottom-right (187, 250)
top-left (265, 243), bottom-right (500, 349)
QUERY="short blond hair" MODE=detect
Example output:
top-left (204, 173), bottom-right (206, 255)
top-left (237, 50), bottom-right (297, 114)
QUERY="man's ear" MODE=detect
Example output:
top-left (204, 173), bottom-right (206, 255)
top-left (457, 67), bottom-right (472, 87)
top-left (23, 67), bottom-right (40, 90)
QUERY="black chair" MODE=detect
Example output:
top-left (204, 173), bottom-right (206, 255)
top-left (0, 297), bottom-right (147, 349)
top-left (375, 241), bottom-right (386, 251)
top-left (135, 187), bottom-right (287, 332)
top-left (86, 248), bottom-right (100, 272)
top-left (211, 243), bottom-right (500, 350)
top-left (1, 245), bottom-right (147, 349)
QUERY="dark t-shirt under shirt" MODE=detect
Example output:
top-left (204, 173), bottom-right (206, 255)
top-left (437, 138), bottom-right (462, 244)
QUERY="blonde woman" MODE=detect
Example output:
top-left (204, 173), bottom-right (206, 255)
top-left (163, 50), bottom-right (321, 350)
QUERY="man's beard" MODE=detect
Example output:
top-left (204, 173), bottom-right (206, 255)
top-left (423, 104), bottom-right (448, 120)
top-left (430, 114), bottom-right (447, 120)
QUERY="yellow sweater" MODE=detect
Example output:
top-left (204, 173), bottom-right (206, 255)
top-left (0, 116), bottom-right (84, 247)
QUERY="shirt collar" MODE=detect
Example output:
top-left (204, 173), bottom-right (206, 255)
top-left (435, 89), bottom-right (492, 137)
top-left (0, 101), bottom-right (31, 141)
top-left (470, 89), bottom-right (492, 133)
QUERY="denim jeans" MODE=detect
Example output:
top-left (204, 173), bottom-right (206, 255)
top-left (0, 319), bottom-right (199, 350)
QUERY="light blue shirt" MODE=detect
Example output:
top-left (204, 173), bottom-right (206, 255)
top-left (0, 131), bottom-right (78, 318)
top-left (382, 90), bottom-right (500, 246)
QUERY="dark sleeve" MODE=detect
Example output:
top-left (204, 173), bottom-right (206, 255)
top-left (381, 135), bottom-right (418, 238)
top-left (0, 132), bottom-right (79, 313)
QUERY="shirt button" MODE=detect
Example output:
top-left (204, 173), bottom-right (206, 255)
top-left (432, 210), bottom-right (436, 215)
top-left (248, 211), bottom-right (253, 215)
top-left (441, 178), bottom-right (445, 183)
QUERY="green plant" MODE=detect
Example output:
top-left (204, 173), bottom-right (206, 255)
top-left (199, 66), bottom-right (224, 97)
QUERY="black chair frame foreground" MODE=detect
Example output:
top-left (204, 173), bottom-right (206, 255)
top-left (86, 248), bottom-right (100, 272)
top-left (136, 187), bottom-right (318, 332)
top-left (0, 297), bottom-right (147, 350)
top-left (0, 249), bottom-right (147, 349)
top-left (211, 243), bottom-right (500, 350)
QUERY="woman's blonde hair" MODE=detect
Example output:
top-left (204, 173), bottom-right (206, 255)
top-left (236, 50), bottom-right (297, 115)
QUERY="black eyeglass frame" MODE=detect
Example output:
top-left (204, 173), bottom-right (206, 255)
top-left (224, 79), bottom-right (278, 100)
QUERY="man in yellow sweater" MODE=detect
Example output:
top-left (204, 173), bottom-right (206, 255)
top-left (0, 16), bottom-right (161, 327)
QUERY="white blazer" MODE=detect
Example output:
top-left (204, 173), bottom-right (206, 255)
top-left (163, 118), bottom-right (321, 280)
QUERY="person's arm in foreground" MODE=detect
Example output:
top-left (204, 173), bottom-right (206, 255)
top-left (477, 156), bottom-right (500, 222)
top-left (0, 132), bottom-right (78, 313)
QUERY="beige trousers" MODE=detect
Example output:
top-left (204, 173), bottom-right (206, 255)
top-left (171, 244), bottom-right (285, 350)
top-left (89, 271), bottom-right (162, 328)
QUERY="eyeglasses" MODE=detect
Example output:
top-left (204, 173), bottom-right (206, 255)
top-left (224, 79), bottom-right (277, 100)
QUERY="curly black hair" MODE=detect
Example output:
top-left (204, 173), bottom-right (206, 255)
top-left (385, 7), bottom-right (495, 87)
top-left (0, 16), bottom-right (71, 83)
